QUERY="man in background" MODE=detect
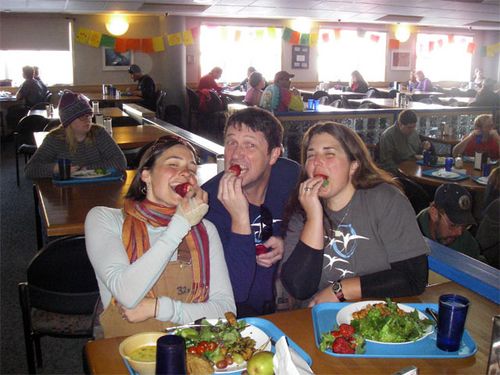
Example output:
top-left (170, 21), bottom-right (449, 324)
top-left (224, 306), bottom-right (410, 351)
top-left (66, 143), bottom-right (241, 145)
top-left (127, 64), bottom-right (156, 111)
top-left (16, 65), bottom-right (46, 108)
top-left (259, 70), bottom-right (303, 112)
top-left (417, 183), bottom-right (481, 260)
top-left (33, 66), bottom-right (49, 96)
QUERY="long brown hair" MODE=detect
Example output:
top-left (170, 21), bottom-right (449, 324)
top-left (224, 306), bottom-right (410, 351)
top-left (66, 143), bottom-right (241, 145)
top-left (283, 122), bottom-right (399, 230)
top-left (49, 124), bottom-right (99, 154)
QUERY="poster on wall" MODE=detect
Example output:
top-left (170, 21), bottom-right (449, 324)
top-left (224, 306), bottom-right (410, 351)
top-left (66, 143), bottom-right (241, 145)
top-left (292, 45), bottom-right (309, 69)
top-left (390, 50), bottom-right (411, 70)
top-left (102, 48), bottom-right (134, 71)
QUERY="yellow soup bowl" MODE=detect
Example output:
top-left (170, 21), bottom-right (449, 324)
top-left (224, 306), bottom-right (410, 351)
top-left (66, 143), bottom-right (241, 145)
top-left (118, 332), bottom-right (167, 375)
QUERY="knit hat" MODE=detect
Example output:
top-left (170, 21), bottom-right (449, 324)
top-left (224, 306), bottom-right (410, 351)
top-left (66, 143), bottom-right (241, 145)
top-left (58, 90), bottom-right (92, 127)
top-left (274, 71), bottom-right (294, 83)
top-left (128, 64), bottom-right (141, 74)
top-left (434, 183), bottom-right (476, 226)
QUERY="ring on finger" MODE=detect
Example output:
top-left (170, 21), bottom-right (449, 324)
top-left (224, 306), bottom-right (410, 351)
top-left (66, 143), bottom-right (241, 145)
top-left (304, 187), bottom-right (312, 191)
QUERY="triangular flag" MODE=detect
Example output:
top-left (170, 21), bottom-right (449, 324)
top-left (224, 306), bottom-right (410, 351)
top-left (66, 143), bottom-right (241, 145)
top-left (322, 32), bottom-right (330, 43)
top-left (448, 35), bottom-right (454, 44)
top-left (486, 45), bottom-right (494, 57)
top-left (234, 30), bottom-right (241, 42)
top-left (388, 39), bottom-right (400, 49)
top-left (429, 41), bottom-right (435, 51)
top-left (334, 29), bottom-right (341, 40)
top-left (75, 27), bottom-right (91, 44)
top-left (183, 30), bottom-right (194, 45)
top-left (141, 38), bottom-right (154, 53)
top-left (220, 27), bottom-right (228, 41)
top-left (100, 34), bottom-right (116, 48)
top-left (256, 29), bottom-right (264, 40)
top-left (290, 31), bottom-right (300, 44)
top-left (115, 38), bottom-right (127, 53)
top-left (480, 46), bottom-right (487, 57)
top-left (88, 30), bottom-right (102, 48)
top-left (152, 36), bottom-right (165, 52)
top-left (282, 27), bottom-right (292, 42)
top-left (267, 27), bottom-right (276, 39)
top-left (467, 42), bottom-right (476, 54)
top-left (299, 33), bottom-right (310, 45)
top-left (370, 34), bottom-right (380, 43)
top-left (310, 32), bottom-right (318, 46)
top-left (190, 27), bottom-right (200, 40)
top-left (438, 39), bottom-right (444, 48)
top-left (126, 38), bottom-right (141, 50)
top-left (167, 32), bottom-right (182, 46)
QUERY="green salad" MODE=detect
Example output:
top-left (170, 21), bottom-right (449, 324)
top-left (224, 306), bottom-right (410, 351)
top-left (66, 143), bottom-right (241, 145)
top-left (94, 168), bottom-right (107, 175)
top-left (350, 299), bottom-right (432, 343)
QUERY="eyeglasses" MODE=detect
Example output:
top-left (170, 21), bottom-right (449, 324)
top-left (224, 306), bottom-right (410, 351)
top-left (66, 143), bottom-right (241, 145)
top-left (257, 205), bottom-right (273, 242)
top-left (439, 211), bottom-right (471, 231)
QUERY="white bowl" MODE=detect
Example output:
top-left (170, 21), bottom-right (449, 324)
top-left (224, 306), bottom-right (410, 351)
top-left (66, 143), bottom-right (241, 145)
top-left (118, 332), bottom-right (166, 375)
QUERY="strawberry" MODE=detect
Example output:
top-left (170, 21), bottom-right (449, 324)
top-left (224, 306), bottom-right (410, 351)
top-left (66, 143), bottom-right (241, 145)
top-left (332, 337), bottom-right (355, 354)
top-left (331, 330), bottom-right (343, 338)
top-left (339, 323), bottom-right (355, 337)
top-left (228, 164), bottom-right (241, 176)
top-left (174, 182), bottom-right (192, 197)
top-left (314, 173), bottom-right (329, 187)
top-left (255, 244), bottom-right (269, 255)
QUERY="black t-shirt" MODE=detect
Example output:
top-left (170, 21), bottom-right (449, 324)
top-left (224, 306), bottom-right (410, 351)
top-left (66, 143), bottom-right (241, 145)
top-left (137, 75), bottom-right (156, 110)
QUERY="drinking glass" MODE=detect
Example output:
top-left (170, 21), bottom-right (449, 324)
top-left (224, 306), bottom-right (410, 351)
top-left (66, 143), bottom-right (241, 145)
top-left (436, 294), bottom-right (470, 351)
top-left (155, 335), bottom-right (186, 374)
top-left (58, 159), bottom-right (71, 180)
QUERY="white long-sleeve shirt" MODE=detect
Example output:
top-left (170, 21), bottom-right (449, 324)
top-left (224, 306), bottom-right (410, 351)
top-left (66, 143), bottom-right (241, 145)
top-left (85, 206), bottom-right (235, 324)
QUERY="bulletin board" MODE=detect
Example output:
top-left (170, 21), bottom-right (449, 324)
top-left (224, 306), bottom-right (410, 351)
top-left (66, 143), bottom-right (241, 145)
top-left (292, 45), bottom-right (309, 69)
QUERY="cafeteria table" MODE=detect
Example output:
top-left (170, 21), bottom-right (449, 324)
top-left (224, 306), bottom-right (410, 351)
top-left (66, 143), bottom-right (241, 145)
top-left (349, 98), bottom-right (448, 110)
top-left (81, 92), bottom-right (143, 105)
top-left (28, 107), bottom-right (128, 119)
top-left (84, 281), bottom-right (496, 375)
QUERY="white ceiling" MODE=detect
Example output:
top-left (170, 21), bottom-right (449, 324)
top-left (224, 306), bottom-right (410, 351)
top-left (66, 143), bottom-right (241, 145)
top-left (0, 0), bottom-right (499, 30)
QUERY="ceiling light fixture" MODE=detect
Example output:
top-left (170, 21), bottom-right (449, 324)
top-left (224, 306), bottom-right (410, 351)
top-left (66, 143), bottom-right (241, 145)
top-left (395, 23), bottom-right (411, 43)
top-left (106, 14), bottom-right (129, 36)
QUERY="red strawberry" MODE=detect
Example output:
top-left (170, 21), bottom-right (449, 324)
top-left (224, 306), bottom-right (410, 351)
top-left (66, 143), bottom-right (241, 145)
top-left (314, 173), bottom-right (329, 187)
top-left (228, 164), bottom-right (241, 176)
top-left (331, 330), bottom-right (343, 338)
top-left (332, 337), bottom-right (355, 354)
top-left (255, 244), bottom-right (269, 255)
top-left (339, 323), bottom-right (355, 337)
top-left (174, 182), bottom-right (192, 197)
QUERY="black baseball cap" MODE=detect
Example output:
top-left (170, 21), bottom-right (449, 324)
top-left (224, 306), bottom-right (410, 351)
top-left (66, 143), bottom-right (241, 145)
top-left (128, 64), bottom-right (141, 74)
top-left (434, 183), bottom-right (476, 225)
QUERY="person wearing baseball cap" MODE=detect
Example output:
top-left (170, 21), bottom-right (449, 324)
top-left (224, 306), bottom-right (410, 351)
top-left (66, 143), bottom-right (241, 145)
top-left (416, 183), bottom-right (481, 259)
top-left (127, 64), bottom-right (156, 110)
top-left (259, 70), bottom-right (303, 112)
top-left (25, 90), bottom-right (126, 179)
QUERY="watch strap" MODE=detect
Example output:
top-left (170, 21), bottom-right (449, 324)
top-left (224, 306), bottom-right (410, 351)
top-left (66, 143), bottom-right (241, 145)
top-left (332, 281), bottom-right (346, 302)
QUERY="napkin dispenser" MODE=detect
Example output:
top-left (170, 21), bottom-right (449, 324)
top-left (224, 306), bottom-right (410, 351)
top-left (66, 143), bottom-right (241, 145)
top-left (474, 152), bottom-right (483, 170)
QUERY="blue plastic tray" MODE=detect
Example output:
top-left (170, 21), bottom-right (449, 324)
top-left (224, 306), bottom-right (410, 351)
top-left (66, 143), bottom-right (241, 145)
top-left (312, 302), bottom-right (477, 358)
top-left (53, 168), bottom-right (124, 185)
top-left (123, 317), bottom-right (312, 374)
top-left (417, 160), bottom-right (446, 167)
top-left (421, 168), bottom-right (469, 181)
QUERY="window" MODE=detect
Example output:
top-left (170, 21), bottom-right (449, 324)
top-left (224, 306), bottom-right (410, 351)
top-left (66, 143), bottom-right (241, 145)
top-left (415, 33), bottom-right (473, 81)
top-left (317, 29), bottom-right (387, 82)
top-left (0, 20), bottom-right (73, 85)
top-left (199, 25), bottom-right (282, 84)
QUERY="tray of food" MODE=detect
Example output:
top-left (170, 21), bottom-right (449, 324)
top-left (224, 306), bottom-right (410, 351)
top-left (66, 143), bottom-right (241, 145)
top-left (421, 168), bottom-right (469, 181)
top-left (53, 168), bottom-right (123, 185)
top-left (312, 300), bottom-right (477, 358)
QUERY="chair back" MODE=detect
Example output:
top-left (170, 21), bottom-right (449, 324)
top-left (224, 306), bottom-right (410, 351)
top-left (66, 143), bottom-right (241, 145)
top-left (26, 236), bottom-right (99, 315)
top-left (186, 87), bottom-right (200, 112)
top-left (358, 101), bottom-right (380, 109)
top-left (45, 91), bottom-right (53, 103)
top-left (155, 90), bottom-right (168, 120)
top-left (16, 115), bottom-right (50, 148)
top-left (110, 116), bottom-right (141, 127)
top-left (30, 102), bottom-right (50, 110)
top-left (393, 176), bottom-right (431, 214)
top-left (387, 89), bottom-right (398, 99)
top-left (365, 88), bottom-right (381, 98)
top-left (43, 119), bottom-right (62, 131)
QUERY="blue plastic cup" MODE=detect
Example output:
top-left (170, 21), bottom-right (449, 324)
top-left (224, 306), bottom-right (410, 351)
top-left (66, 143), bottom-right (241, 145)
top-left (436, 294), bottom-right (470, 352)
top-left (483, 162), bottom-right (492, 177)
top-left (307, 99), bottom-right (314, 110)
top-left (313, 99), bottom-right (319, 110)
top-left (423, 150), bottom-right (431, 166)
top-left (445, 157), bottom-right (454, 172)
top-left (155, 335), bottom-right (186, 374)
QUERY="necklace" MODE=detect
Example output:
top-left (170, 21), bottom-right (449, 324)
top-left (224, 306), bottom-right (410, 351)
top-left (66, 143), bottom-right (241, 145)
top-left (328, 198), bottom-right (352, 238)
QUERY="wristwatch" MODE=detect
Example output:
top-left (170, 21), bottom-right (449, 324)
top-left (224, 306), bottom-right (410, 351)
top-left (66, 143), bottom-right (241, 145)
top-left (331, 280), bottom-right (346, 302)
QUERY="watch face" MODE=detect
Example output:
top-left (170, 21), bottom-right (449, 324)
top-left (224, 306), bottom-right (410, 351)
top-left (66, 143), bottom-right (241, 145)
top-left (332, 282), bottom-right (341, 293)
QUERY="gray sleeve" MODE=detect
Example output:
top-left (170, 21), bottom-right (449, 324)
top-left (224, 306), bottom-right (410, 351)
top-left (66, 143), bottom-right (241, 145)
top-left (374, 187), bottom-right (430, 263)
top-left (24, 134), bottom-right (62, 178)
top-left (283, 213), bottom-right (305, 263)
top-left (86, 127), bottom-right (127, 171)
top-left (378, 133), bottom-right (397, 173)
top-left (157, 220), bottom-right (236, 324)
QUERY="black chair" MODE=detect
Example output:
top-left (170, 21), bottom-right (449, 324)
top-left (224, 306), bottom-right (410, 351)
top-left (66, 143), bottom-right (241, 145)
top-left (429, 95), bottom-right (444, 105)
top-left (110, 116), bottom-right (141, 127)
top-left (43, 119), bottom-right (61, 131)
top-left (419, 98), bottom-right (433, 104)
top-left (358, 101), bottom-right (380, 109)
top-left (186, 87), bottom-right (201, 131)
top-left (30, 102), bottom-right (50, 110)
top-left (19, 236), bottom-right (100, 374)
top-left (45, 91), bottom-right (53, 103)
top-left (312, 90), bottom-right (330, 104)
top-left (393, 176), bottom-right (431, 214)
top-left (14, 115), bottom-right (50, 186)
top-left (365, 88), bottom-right (382, 98)
top-left (387, 89), bottom-right (398, 99)
top-left (155, 90), bottom-right (167, 120)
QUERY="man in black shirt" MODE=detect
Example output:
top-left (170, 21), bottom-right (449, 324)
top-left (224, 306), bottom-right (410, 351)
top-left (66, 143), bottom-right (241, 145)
top-left (16, 65), bottom-right (46, 108)
top-left (128, 64), bottom-right (156, 111)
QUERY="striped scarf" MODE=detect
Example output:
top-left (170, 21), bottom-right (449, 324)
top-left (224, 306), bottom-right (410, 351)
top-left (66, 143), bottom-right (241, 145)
top-left (122, 199), bottom-right (210, 303)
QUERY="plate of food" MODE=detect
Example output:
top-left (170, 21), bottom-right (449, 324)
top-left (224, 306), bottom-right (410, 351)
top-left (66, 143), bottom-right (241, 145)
top-left (336, 300), bottom-right (433, 344)
top-left (431, 170), bottom-right (460, 179)
top-left (173, 312), bottom-right (271, 373)
top-left (474, 176), bottom-right (489, 185)
top-left (72, 168), bottom-right (111, 179)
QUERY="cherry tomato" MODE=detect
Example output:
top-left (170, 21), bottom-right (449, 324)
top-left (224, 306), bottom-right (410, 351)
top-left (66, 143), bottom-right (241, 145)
top-left (198, 341), bottom-right (209, 352)
top-left (187, 346), bottom-right (198, 355)
top-left (216, 359), bottom-right (228, 369)
top-left (207, 341), bottom-right (218, 351)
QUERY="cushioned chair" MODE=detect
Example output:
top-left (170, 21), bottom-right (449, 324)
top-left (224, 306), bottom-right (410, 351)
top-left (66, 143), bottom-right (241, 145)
top-left (393, 176), bottom-right (431, 214)
top-left (18, 236), bottom-right (100, 374)
top-left (14, 115), bottom-right (50, 186)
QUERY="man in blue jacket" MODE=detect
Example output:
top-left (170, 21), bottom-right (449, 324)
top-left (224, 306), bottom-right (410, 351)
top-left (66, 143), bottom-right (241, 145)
top-left (202, 107), bottom-right (300, 317)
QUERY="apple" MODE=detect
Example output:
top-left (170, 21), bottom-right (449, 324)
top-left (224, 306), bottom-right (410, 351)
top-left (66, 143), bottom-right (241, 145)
top-left (246, 351), bottom-right (274, 375)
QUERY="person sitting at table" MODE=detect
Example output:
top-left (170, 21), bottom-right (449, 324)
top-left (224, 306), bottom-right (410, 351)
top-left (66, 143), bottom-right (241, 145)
top-left (85, 135), bottom-right (235, 338)
top-left (408, 70), bottom-right (418, 91)
top-left (198, 67), bottom-right (224, 93)
top-left (378, 109), bottom-right (431, 174)
top-left (452, 114), bottom-right (499, 159)
top-left (414, 70), bottom-right (433, 91)
top-left (416, 183), bottom-right (481, 260)
top-left (280, 122), bottom-right (429, 307)
top-left (473, 67), bottom-right (485, 88)
top-left (235, 66), bottom-right (256, 92)
top-left (475, 198), bottom-right (499, 269)
top-left (244, 71), bottom-right (265, 106)
top-left (259, 70), bottom-right (304, 112)
top-left (202, 107), bottom-right (301, 317)
top-left (127, 64), bottom-right (156, 111)
top-left (16, 65), bottom-right (46, 108)
top-left (347, 70), bottom-right (368, 93)
top-left (33, 66), bottom-right (49, 97)
top-left (469, 79), bottom-right (499, 108)
top-left (24, 90), bottom-right (126, 179)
